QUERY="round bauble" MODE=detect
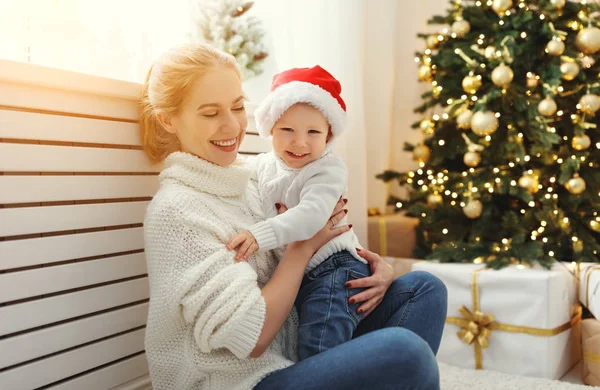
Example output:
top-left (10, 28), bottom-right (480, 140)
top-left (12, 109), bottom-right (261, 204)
top-left (491, 63), bottom-right (514, 87)
top-left (471, 111), bottom-right (499, 136)
top-left (457, 110), bottom-right (474, 130)
top-left (413, 144), bottom-right (431, 163)
top-left (572, 134), bottom-right (591, 151)
top-left (560, 61), bottom-right (580, 81)
top-left (464, 151), bottom-right (482, 167)
top-left (565, 175), bottom-right (586, 195)
top-left (538, 96), bottom-right (557, 116)
top-left (546, 39), bottom-right (565, 56)
top-left (463, 199), bottom-right (483, 219)
top-left (576, 27), bottom-right (600, 55)
top-left (452, 19), bottom-right (471, 38)
top-left (579, 94), bottom-right (600, 115)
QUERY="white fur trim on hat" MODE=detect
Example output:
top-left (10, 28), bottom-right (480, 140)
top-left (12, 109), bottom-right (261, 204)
top-left (254, 81), bottom-right (346, 139)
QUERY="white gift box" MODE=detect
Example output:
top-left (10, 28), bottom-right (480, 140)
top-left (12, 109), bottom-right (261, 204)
top-left (579, 263), bottom-right (600, 319)
top-left (412, 262), bottom-right (581, 379)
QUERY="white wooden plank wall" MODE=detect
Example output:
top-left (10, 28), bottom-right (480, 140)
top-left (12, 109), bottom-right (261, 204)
top-left (0, 60), bottom-right (270, 390)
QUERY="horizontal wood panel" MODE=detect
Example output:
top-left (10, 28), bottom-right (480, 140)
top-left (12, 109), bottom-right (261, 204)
top-left (110, 374), bottom-right (152, 390)
top-left (0, 201), bottom-right (149, 237)
top-left (0, 80), bottom-right (138, 120)
top-left (46, 354), bottom-right (149, 390)
top-left (241, 133), bottom-right (271, 154)
top-left (0, 303), bottom-right (148, 369)
top-left (0, 278), bottom-right (149, 336)
top-left (0, 328), bottom-right (146, 390)
top-left (0, 228), bottom-right (144, 271)
top-left (0, 176), bottom-right (158, 204)
top-left (0, 59), bottom-right (142, 101)
top-left (0, 143), bottom-right (159, 173)
top-left (0, 109), bottom-right (141, 145)
top-left (0, 253), bottom-right (147, 303)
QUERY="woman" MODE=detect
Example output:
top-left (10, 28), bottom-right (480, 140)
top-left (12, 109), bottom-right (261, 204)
top-left (141, 42), bottom-right (447, 390)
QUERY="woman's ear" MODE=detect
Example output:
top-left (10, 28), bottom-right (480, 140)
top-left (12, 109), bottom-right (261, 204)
top-left (157, 112), bottom-right (177, 134)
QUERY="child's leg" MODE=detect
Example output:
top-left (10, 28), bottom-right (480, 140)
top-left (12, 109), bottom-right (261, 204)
top-left (294, 251), bottom-right (371, 360)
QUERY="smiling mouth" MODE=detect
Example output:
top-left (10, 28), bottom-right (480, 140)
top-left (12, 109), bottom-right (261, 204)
top-left (286, 151), bottom-right (309, 159)
top-left (210, 138), bottom-right (238, 152)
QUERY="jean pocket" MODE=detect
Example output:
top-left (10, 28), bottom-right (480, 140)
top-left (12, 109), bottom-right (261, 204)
top-left (346, 269), bottom-right (368, 324)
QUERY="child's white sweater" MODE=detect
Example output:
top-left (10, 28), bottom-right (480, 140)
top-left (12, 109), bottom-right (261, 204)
top-left (143, 152), bottom-right (298, 390)
top-left (248, 147), bottom-right (364, 272)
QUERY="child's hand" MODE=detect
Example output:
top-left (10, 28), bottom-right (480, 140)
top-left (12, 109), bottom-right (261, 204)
top-left (227, 230), bottom-right (258, 261)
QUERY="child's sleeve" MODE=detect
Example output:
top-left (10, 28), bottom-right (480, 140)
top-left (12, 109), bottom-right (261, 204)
top-left (247, 157), bottom-right (348, 251)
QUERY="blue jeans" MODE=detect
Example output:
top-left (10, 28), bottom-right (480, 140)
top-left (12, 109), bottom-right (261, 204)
top-left (294, 251), bottom-right (372, 360)
top-left (254, 269), bottom-right (447, 390)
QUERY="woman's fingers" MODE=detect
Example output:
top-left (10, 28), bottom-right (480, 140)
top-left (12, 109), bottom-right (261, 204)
top-left (344, 275), bottom-right (379, 289)
top-left (328, 207), bottom-right (348, 229)
top-left (331, 197), bottom-right (347, 217)
top-left (359, 297), bottom-right (382, 318)
top-left (348, 286), bottom-right (379, 304)
top-left (355, 248), bottom-right (380, 264)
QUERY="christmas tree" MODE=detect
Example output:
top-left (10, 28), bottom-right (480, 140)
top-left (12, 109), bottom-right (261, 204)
top-left (379, 0), bottom-right (600, 269)
top-left (191, 0), bottom-right (268, 80)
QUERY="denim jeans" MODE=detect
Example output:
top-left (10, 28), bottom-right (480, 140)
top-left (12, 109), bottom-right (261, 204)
top-left (294, 250), bottom-right (372, 360)
top-left (254, 269), bottom-right (448, 390)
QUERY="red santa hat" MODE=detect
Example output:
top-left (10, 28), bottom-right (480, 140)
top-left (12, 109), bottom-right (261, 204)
top-left (254, 65), bottom-right (346, 139)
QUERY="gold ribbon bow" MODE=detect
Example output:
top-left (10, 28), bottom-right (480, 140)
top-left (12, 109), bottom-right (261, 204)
top-left (446, 268), bottom-right (582, 370)
top-left (455, 306), bottom-right (495, 348)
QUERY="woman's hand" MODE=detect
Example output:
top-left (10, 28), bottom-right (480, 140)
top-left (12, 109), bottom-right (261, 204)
top-left (345, 248), bottom-right (395, 318)
top-left (282, 197), bottom-right (351, 257)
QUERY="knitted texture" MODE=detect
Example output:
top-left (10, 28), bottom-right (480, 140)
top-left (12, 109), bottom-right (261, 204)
top-left (247, 148), bottom-right (364, 272)
top-left (144, 152), bottom-right (298, 390)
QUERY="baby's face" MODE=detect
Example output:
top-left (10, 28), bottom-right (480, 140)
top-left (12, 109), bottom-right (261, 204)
top-left (271, 103), bottom-right (331, 169)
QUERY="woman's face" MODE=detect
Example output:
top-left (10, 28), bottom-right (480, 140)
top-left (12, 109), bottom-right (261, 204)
top-left (162, 67), bottom-right (247, 167)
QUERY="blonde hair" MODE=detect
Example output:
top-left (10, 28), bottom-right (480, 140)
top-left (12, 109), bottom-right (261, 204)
top-left (140, 42), bottom-right (241, 163)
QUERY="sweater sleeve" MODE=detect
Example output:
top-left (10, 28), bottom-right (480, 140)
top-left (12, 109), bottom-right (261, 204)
top-left (151, 202), bottom-right (266, 360)
top-left (248, 156), bottom-right (348, 250)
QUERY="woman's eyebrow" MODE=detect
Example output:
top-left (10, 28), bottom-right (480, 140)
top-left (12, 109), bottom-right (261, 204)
top-left (197, 95), bottom-right (245, 110)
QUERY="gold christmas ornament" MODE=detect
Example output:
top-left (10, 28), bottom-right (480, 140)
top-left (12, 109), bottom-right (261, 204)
top-left (572, 134), bottom-right (591, 151)
top-left (463, 199), bottom-right (483, 219)
top-left (576, 27), bottom-right (600, 55)
top-left (471, 111), bottom-right (499, 136)
top-left (579, 94), bottom-right (600, 115)
top-left (560, 61), bottom-right (580, 81)
top-left (538, 96), bottom-right (558, 116)
top-left (418, 65), bottom-right (433, 82)
top-left (464, 151), bottom-right (482, 167)
top-left (491, 63), bottom-right (514, 87)
top-left (452, 19), bottom-right (471, 38)
top-left (427, 193), bottom-right (443, 207)
top-left (545, 39), bottom-right (565, 56)
top-left (492, 0), bottom-right (513, 15)
top-left (565, 175), bottom-right (586, 195)
top-left (420, 118), bottom-right (436, 135)
top-left (462, 75), bottom-right (482, 94)
top-left (457, 110), bottom-right (474, 130)
top-left (426, 35), bottom-right (440, 50)
top-left (550, 0), bottom-right (566, 9)
top-left (413, 144), bottom-right (431, 163)
top-left (581, 56), bottom-right (596, 69)
top-left (526, 73), bottom-right (539, 89)
top-left (484, 46), bottom-right (498, 59)
top-left (518, 174), bottom-right (540, 194)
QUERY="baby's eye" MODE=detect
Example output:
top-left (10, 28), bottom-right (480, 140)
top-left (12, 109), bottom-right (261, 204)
top-left (309, 129), bottom-right (321, 134)
top-left (232, 106), bottom-right (245, 111)
top-left (280, 127), bottom-right (293, 132)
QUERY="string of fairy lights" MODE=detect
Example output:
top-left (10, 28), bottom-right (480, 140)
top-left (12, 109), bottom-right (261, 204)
top-left (405, 0), bottom-right (600, 262)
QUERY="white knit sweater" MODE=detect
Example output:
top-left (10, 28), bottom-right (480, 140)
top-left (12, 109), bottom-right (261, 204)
top-left (247, 147), bottom-right (364, 272)
top-left (143, 152), bottom-right (298, 390)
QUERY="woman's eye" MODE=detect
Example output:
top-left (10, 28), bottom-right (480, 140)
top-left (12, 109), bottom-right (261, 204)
top-left (202, 112), bottom-right (218, 117)
top-left (309, 130), bottom-right (321, 134)
top-left (233, 106), bottom-right (245, 111)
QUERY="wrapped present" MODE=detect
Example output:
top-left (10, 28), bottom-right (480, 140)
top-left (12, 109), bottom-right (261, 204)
top-left (579, 263), bottom-right (600, 319)
top-left (367, 213), bottom-right (418, 258)
top-left (583, 318), bottom-right (600, 386)
top-left (385, 257), bottom-right (420, 278)
top-left (412, 262), bottom-right (582, 379)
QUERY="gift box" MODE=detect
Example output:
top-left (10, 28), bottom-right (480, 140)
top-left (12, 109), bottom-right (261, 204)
top-left (412, 261), bottom-right (582, 379)
top-left (579, 263), bottom-right (600, 319)
top-left (583, 318), bottom-right (600, 386)
top-left (367, 213), bottom-right (418, 258)
top-left (385, 257), bottom-right (420, 278)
